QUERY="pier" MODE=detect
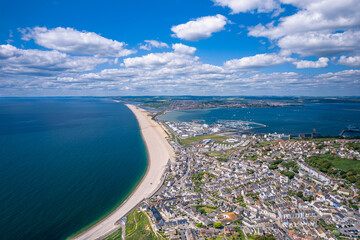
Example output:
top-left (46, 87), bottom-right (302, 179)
top-left (340, 129), bottom-right (360, 137)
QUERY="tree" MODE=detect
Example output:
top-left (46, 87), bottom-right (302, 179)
top-left (280, 171), bottom-right (295, 179)
top-left (196, 223), bottom-right (205, 228)
top-left (303, 195), bottom-right (314, 201)
top-left (213, 222), bottom-right (223, 228)
top-left (274, 158), bottom-right (283, 164)
top-left (347, 175), bottom-right (357, 183)
top-left (296, 191), bottom-right (303, 198)
top-left (269, 164), bottom-right (278, 170)
top-left (332, 230), bottom-right (340, 236)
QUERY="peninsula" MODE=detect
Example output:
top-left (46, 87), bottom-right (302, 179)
top-left (72, 104), bottom-right (175, 240)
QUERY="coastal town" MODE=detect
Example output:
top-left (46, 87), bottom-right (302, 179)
top-left (112, 115), bottom-right (360, 240)
top-left (3, 0), bottom-right (360, 238)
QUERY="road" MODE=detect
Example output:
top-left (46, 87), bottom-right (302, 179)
top-left (121, 221), bottom-right (125, 240)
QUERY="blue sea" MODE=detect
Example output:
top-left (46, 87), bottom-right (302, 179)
top-left (0, 98), bottom-right (147, 240)
top-left (159, 103), bottom-right (360, 136)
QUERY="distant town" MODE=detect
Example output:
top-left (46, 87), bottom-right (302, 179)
top-left (106, 113), bottom-right (360, 240)
top-left (113, 96), bottom-right (360, 111)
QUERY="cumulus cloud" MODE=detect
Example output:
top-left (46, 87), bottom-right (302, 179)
top-left (338, 56), bottom-right (360, 67)
top-left (171, 14), bottom-right (228, 41)
top-left (0, 44), bottom-right (106, 76)
top-left (172, 43), bottom-right (196, 55)
top-left (139, 40), bottom-right (169, 51)
top-left (248, 0), bottom-right (360, 57)
top-left (123, 44), bottom-right (198, 69)
top-left (123, 53), bottom-right (197, 69)
top-left (316, 69), bottom-right (360, 82)
top-left (1, 20), bottom-right (359, 96)
top-left (224, 53), bottom-right (293, 70)
top-left (294, 57), bottom-right (329, 69)
top-left (2, 43), bottom-right (359, 95)
top-left (21, 27), bottom-right (136, 57)
top-left (249, 0), bottom-right (360, 39)
top-left (0, 44), bottom-right (18, 59)
top-left (278, 30), bottom-right (360, 57)
top-left (213, 0), bottom-right (280, 14)
top-left (70, 66), bottom-right (359, 96)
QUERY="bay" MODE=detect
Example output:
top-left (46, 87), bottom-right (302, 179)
top-left (0, 98), bottom-right (147, 240)
top-left (158, 103), bottom-right (360, 136)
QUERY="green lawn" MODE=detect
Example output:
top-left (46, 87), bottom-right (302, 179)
top-left (205, 152), bottom-right (222, 157)
top-left (329, 157), bottom-right (360, 171)
top-left (194, 205), bottom-right (217, 214)
top-left (103, 228), bottom-right (122, 240)
top-left (125, 209), bottom-right (157, 240)
top-left (306, 153), bottom-right (360, 187)
top-left (308, 153), bottom-right (360, 171)
top-left (125, 210), bottom-right (137, 235)
top-left (178, 134), bottom-right (231, 146)
top-left (258, 141), bottom-right (275, 147)
top-left (204, 149), bottom-right (234, 162)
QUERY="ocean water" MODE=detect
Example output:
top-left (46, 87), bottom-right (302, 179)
top-left (159, 103), bottom-right (360, 136)
top-left (0, 98), bottom-right (147, 240)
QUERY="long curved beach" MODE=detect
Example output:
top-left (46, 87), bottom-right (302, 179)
top-left (72, 104), bottom-right (175, 240)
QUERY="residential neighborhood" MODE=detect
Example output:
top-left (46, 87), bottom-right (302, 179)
top-left (135, 120), bottom-right (360, 239)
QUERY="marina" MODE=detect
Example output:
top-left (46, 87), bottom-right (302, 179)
top-left (159, 103), bottom-right (360, 137)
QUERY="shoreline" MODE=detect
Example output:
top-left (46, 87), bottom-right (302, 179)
top-left (72, 104), bottom-right (174, 240)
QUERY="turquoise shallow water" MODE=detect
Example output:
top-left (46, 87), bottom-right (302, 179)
top-left (0, 98), bottom-right (147, 240)
top-left (159, 103), bottom-right (360, 136)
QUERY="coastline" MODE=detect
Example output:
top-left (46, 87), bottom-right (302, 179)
top-left (72, 104), bottom-right (174, 240)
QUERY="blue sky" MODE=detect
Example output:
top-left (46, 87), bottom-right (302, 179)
top-left (0, 0), bottom-right (359, 96)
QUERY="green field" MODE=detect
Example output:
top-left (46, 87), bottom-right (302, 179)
top-left (307, 153), bottom-right (360, 171)
top-left (205, 152), bottom-right (222, 157)
top-left (194, 205), bottom-right (217, 214)
top-left (178, 134), bottom-right (231, 146)
top-left (125, 209), bottom-right (157, 240)
top-left (328, 157), bottom-right (360, 171)
top-left (204, 149), bottom-right (234, 162)
top-left (306, 154), bottom-right (360, 187)
top-left (257, 141), bottom-right (275, 147)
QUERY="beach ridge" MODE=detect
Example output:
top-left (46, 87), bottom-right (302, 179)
top-left (72, 104), bottom-right (174, 240)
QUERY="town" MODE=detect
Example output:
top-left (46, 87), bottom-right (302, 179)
top-left (114, 120), bottom-right (360, 240)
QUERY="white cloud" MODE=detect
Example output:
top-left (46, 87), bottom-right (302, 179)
top-left (123, 52), bottom-right (197, 69)
top-left (139, 40), bottom-right (169, 51)
top-left (294, 57), bottom-right (329, 69)
top-left (213, 0), bottom-right (280, 14)
top-left (72, 66), bottom-right (359, 96)
top-left (248, 0), bottom-right (360, 57)
top-left (249, 0), bottom-right (360, 39)
top-left (2, 46), bottom-right (359, 95)
top-left (278, 30), bottom-right (360, 56)
top-left (0, 44), bottom-right (18, 59)
top-left (224, 53), bottom-right (293, 70)
top-left (172, 43), bottom-right (196, 55)
top-left (171, 14), bottom-right (228, 41)
top-left (0, 44), bottom-right (106, 76)
top-left (21, 27), bottom-right (136, 57)
top-left (316, 69), bottom-right (360, 83)
top-left (338, 56), bottom-right (360, 67)
top-left (123, 44), bottom-right (198, 69)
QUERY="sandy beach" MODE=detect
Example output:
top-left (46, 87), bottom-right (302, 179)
top-left (72, 104), bottom-right (174, 240)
